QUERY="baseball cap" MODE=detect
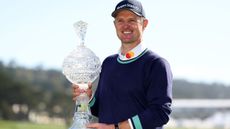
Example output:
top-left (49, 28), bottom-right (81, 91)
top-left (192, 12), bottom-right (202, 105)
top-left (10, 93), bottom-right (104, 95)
top-left (111, 0), bottom-right (146, 18)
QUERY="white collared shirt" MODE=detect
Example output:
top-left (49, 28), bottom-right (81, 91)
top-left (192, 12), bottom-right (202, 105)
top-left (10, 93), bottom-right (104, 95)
top-left (118, 43), bottom-right (147, 61)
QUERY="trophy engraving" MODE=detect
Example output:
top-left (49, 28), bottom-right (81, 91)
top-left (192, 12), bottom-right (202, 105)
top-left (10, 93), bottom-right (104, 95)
top-left (62, 21), bottom-right (101, 129)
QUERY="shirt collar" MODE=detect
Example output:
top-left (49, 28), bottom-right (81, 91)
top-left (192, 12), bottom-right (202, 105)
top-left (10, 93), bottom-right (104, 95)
top-left (118, 42), bottom-right (147, 61)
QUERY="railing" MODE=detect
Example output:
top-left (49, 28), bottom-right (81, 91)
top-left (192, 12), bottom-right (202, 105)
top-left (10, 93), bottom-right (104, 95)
top-left (172, 99), bottom-right (230, 108)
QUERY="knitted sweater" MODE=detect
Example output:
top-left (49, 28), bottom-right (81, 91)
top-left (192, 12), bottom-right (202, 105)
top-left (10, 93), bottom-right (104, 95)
top-left (89, 49), bottom-right (173, 129)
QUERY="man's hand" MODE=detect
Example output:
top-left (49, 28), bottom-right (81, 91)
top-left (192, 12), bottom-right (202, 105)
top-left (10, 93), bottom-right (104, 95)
top-left (87, 123), bottom-right (115, 129)
top-left (119, 120), bottom-right (131, 129)
top-left (86, 120), bottom-right (131, 129)
top-left (72, 82), bottom-right (92, 101)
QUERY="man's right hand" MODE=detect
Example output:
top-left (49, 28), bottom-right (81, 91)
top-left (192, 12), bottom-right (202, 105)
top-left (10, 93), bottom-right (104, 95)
top-left (72, 83), bottom-right (93, 101)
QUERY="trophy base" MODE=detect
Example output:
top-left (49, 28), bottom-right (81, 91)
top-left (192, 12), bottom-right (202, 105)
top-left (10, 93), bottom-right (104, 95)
top-left (69, 112), bottom-right (94, 129)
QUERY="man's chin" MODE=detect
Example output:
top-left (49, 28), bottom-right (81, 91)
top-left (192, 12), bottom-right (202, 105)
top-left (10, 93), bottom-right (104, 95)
top-left (121, 40), bottom-right (133, 44)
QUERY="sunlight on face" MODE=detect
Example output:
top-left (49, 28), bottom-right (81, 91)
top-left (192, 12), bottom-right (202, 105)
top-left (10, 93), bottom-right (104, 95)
top-left (114, 10), bottom-right (147, 45)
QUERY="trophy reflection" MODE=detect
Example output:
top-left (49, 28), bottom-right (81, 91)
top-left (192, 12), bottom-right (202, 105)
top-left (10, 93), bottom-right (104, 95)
top-left (62, 21), bottom-right (101, 129)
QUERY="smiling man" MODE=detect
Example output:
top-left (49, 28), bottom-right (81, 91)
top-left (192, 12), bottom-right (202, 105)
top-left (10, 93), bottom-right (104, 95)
top-left (72, 0), bottom-right (173, 129)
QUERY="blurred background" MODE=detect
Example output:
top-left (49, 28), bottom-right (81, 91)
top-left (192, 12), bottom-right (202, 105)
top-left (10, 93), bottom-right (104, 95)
top-left (0, 0), bottom-right (230, 129)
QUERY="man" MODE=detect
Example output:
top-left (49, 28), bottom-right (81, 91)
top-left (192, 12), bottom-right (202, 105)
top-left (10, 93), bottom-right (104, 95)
top-left (73, 0), bottom-right (173, 129)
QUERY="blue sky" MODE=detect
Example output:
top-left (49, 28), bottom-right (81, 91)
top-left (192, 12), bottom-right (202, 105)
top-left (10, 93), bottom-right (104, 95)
top-left (0, 0), bottom-right (230, 85)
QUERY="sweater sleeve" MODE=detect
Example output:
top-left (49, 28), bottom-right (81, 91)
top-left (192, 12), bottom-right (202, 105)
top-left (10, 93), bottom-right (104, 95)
top-left (88, 86), bottom-right (99, 117)
top-left (130, 58), bottom-right (173, 129)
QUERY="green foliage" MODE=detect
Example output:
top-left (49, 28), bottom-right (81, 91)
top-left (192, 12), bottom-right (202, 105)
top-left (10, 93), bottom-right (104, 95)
top-left (0, 120), bottom-right (66, 129)
top-left (0, 62), bottom-right (73, 121)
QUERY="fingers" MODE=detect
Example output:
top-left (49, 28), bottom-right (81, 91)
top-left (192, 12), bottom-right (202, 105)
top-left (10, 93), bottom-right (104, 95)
top-left (72, 84), bottom-right (83, 101)
top-left (86, 88), bottom-right (93, 98)
top-left (87, 123), bottom-right (115, 129)
top-left (87, 123), bottom-right (100, 128)
top-left (72, 84), bottom-right (86, 93)
top-left (72, 83), bottom-right (93, 101)
top-left (86, 82), bottom-right (93, 98)
top-left (88, 82), bottom-right (92, 89)
top-left (72, 83), bottom-right (92, 89)
top-left (72, 84), bottom-right (79, 91)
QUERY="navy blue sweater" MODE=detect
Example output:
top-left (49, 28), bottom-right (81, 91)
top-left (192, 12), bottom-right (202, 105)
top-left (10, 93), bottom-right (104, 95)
top-left (89, 49), bottom-right (173, 129)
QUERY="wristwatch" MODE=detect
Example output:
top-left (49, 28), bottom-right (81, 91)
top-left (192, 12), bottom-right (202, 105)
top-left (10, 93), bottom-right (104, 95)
top-left (115, 123), bottom-right (119, 129)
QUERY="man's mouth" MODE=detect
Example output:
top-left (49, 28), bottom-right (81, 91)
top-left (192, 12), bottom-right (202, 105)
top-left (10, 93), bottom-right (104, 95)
top-left (123, 31), bottom-right (132, 34)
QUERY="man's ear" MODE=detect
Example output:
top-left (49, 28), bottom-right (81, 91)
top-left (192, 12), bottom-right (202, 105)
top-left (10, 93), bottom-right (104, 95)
top-left (143, 19), bottom-right (148, 28)
top-left (142, 19), bottom-right (148, 30)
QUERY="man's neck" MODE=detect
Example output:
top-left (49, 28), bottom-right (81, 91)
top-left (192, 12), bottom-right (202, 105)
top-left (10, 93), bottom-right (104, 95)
top-left (120, 41), bottom-right (141, 55)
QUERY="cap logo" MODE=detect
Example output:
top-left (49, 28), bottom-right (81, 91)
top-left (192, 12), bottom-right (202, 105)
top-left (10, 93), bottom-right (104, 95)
top-left (117, 3), bottom-right (140, 11)
top-left (111, 0), bottom-right (145, 18)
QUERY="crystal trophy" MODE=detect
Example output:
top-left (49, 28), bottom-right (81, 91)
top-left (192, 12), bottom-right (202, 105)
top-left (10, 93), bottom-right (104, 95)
top-left (62, 21), bottom-right (101, 129)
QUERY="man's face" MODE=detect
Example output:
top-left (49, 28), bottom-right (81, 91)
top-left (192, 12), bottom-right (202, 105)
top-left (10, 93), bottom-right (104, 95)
top-left (114, 10), bottom-right (147, 44)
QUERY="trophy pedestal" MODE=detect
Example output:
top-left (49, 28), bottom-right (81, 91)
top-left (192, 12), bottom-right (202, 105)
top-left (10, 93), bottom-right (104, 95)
top-left (69, 112), bottom-right (92, 129)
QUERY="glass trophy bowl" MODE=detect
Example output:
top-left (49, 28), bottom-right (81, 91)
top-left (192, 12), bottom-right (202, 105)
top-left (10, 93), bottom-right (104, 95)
top-left (62, 21), bottom-right (101, 129)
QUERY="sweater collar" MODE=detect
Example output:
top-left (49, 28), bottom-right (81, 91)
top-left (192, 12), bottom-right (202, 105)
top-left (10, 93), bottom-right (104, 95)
top-left (118, 43), bottom-right (147, 61)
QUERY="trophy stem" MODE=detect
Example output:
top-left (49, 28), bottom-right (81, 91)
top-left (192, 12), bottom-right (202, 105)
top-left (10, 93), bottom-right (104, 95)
top-left (69, 85), bottom-right (93, 129)
top-left (80, 42), bottom-right (84, 46)
top-left (73, 21), bottom-right (87, 47)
